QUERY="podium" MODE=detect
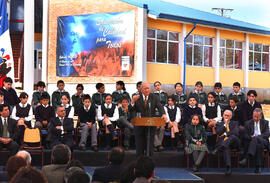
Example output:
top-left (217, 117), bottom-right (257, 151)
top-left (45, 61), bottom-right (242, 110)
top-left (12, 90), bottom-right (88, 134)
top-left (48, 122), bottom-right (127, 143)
top-left (131, 117), bottom-right (165, 156)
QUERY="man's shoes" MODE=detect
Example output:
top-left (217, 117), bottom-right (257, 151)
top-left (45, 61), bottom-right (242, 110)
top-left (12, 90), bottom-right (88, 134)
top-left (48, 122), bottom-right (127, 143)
top-left (239, 158), bottom-right (247, 167)
top-left (92, 146), bottom-right (98, 152)
top-left (254, 167), bottom-right (261, 174)
top-left (104, 145), bottom-right (111, 151)
top-left (211, 149), bottom-right (218, 155)
top-left (79, 146), bottom-right (86, 151)
top-left (193, 165), bottom-right (199, 172)
top-left (158, 145), bottom-right (164, 152)
top-left (225, 166), bottom-right (232, 175)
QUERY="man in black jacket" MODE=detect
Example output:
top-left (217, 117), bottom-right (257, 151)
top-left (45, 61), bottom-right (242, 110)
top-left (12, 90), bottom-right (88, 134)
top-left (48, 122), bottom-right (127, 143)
top-left (0, 104), bottom-right (19, 155)
top-left (50, 106), bottom-right (74, 149)
top-left (239, 108), bottom-right (270, 173)
top-left (131, 82), bottom-right (167, 157)
top-left (213, 110), bottom-right (240, 175)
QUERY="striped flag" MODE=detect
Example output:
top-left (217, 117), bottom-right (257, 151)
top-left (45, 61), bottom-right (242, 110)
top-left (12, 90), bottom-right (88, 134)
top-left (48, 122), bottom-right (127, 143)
top-left (0, 0), bottom-right (14, 87)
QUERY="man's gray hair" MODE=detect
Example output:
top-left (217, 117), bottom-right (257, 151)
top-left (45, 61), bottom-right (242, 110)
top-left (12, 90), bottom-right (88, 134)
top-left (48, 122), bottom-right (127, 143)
top-left (253, 108), bottom-right (263, 115)
top-left (16, 150), bottom-right (32, 165)
top-left (223, 109), bottom-right (232, 116)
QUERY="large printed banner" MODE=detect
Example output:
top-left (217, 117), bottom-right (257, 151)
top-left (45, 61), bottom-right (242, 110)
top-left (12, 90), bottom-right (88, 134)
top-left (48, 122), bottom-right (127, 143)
top-left (56, 11), bottom-right (135, 77)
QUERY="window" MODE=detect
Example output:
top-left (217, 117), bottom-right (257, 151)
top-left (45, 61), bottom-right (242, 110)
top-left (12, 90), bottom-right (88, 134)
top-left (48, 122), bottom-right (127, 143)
top-left (186, 35), bottom-right (213, 67)
top-left (147, 29), bottom-right (179, 64)
top-left (249, 43), bottom-right (270, 71)
top-left (219, 39), bottom-right (242, 69)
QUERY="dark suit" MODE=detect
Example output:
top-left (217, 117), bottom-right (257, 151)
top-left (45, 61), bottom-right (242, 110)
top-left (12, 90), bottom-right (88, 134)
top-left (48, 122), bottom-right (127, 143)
top-left (42, 164), bottom-right (67, 183)
top-left (49, 117), bottom-right (74, 149)
top-left (216, 120), bottom-right (240, 167)
top-left (130, 93), bottom-right (165, 157)
top-left (241, 100), bottom-right (263, 123)
top-left (243, 119), bottom-right (270, 167)
top-left (0, 117), bottom-right (19, 155)
top-left (92, 164), bottom-right (124, 183)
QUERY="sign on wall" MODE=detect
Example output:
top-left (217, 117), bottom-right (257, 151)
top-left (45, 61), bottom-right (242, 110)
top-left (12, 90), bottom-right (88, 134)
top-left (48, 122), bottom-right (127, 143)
top-left (56, 11), bottom-right (135, 77)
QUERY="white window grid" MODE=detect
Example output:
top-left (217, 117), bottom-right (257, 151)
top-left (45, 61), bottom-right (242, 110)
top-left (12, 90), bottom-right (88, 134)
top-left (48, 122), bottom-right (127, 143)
top-left (147, 29), bottom-right (180, 64)
top-left (186, 35), bottom-right (213, 67)
top-left (249, 43), bottom-right (270, 72)
top-left (219, 39), bottom-right (243, 70)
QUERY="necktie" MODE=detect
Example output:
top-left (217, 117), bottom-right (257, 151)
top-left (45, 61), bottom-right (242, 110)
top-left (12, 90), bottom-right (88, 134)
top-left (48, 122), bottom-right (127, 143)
top-left (60, 118), bottom-right (64, 125)
top-left (224, 123), bottom-right (230, 141)
top-left (85, 108), bottom-right (89, 112)
top-left (144, 97), bottom-right (147, 107)
top-left (254, 123), bottom-right (259, 136)
top-left (2, 118), bottom-right (8, 138)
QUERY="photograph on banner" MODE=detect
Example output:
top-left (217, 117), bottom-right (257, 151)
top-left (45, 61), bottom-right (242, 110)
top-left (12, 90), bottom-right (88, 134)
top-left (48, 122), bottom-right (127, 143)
top-left (56, 11), bottom-right (135, 77)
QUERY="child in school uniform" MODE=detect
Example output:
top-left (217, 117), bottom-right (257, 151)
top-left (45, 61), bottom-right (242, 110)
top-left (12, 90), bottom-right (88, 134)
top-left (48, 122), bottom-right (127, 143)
top-left (225, 96), bottom-right (242, 125)
top-left (112, 81), bottom-right (131, 106)
top-left (32, 81), bottom-right (50, 112)
top-left (189, 81), bottom-right (207, 108)
top-left (117, 97), bottom-right (134, 150)
top-left (185, 114), bottom-right (208, 172)
top-left (77, 94), bottom-right (98, 152)
top-left (92, 83), bottom-right (107, 108)
top-left (132, 81), bottom-right (142, 97)
top-left (173, 82), bottom-right (187, 112)
top-left (164, 96), bottom-right (181, 151)
top-left (181, 96), bottom-right (203, 127)
top-left (52, 80), bottom-right (70, 109)
top-left (61, 94), bottom-right (74, 119)
top-left (154, 81), bottom-right (168, 106)
top-left (97, 94), bottom-right (119, 150)
top-left (0, 77), bottom-right (20, 112)
top-left (228, 82), bottom-right (245, 105)
top-left (214, 82), bottom-right (228, 112)
top-left (71, 84), bottom-right (85, 115)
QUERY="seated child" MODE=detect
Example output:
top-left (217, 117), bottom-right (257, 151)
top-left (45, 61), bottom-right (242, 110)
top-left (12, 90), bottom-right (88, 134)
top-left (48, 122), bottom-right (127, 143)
top-left (173, 82), bottom-right (187, 112)
top-left (61, 94), bottom-right (74, 119)
top-left (185, 114), bottom-right (208, 172)
top-left (214, 82), bottom-right (228, 112)
top-left (32, 81), bottom-right (50, 111)
top-left (189, 81), bottom-right (207, 108)
top-left (71, 84), bottom-right (85, 115)
top-left (228, 82), bottom-right (245, 105)
top-left (132, 81), bottom-right (142, 97)
top-left (154, 81), bottom-right (168, 106)
top-left (92, 83), bottom-right (107, 108)
top-left (112, 81), bottom-right (131, 106)
top-left (52, 80), bottom-right (70, 109)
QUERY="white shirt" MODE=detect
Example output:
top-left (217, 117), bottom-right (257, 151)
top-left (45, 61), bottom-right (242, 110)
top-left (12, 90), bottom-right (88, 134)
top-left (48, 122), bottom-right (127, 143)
top-left (248, 100), bottom-right (255, 107)
top-left (253, 121), bottom-right (261, 136)
top-left (1, 116), bottom-right (9, 138)
top-left (164, 105), bottom-right (181, 123)
top-left (61, 104), bottom-right (74, 119)
top-left (42, 104), bottom-right (49, 108)
top-left (97, 104), bottom-right (119, 122)
top-left (11, 103), bottom-right (33, 121)
top-left (58, 117), bottom-right (64, 134)
top-left (202, 103), bottom-right (222, 123)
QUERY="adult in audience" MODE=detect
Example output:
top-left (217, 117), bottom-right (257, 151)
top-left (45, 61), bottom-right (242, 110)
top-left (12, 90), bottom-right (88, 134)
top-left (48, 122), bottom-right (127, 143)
top-left (42, 144), bottom-right (71, 183)
top-left (120, 161), bottom-right (136, 183)
top-left (92, 147), bottom-right (125, 183)
top-left (0, 104), bottom-right (19, 155)
top-left (6, 156), bottom-right (27, 180)
top-left (10, 166), bottom-right (48, 183)
top-left (133, 156), bottom-right (155, 183)
top-left (65, 167), bottom-right (90, 183)
top-left (16, 150), bottom-right (32, 166)
top-left (239, 108), bottom-right (270, 173)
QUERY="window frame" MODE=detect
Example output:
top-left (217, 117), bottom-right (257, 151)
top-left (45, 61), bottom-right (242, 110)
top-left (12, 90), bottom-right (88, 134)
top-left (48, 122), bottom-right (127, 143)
top-left (249, 43), bottom-right (270, 72)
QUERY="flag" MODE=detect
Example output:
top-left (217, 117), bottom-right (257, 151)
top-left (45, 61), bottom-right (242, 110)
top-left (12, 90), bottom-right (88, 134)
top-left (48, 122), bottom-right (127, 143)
top-left (0, 0), bottom-right (14, 87)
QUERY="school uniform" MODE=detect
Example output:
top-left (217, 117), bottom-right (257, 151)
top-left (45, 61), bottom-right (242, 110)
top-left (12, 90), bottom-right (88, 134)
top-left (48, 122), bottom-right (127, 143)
top-left (112, 90), bottom-right (131, 105)
top-left (202, 103), bottom-right (222, 125)
top-left (225, 105), bottom-right (242, 125)
top-left (241, 100), bottom-right (263, 123)
top-left (71, 93), bottom-right (85, 115)
top-left (32, 91), bottom-right (50, 106)
top-left (228, 91), bottom-right (245, 105)
top-left (35, 104), bottom-right (55, 129)
top-left (181, 105), bottom-right (203, 127)
top-left (173, 92), bottom-right (187, 111)
top-left (189, 90), bottom-right (207, 105)
top-left (215, 92), bottom-right (228, 112)
top-left (51, 89), bottom-right (70, 109)
top-left (0, 87), bottom-right (20, 111)
top-left (154, 90), bottom-right (168, 106)
top-left (92, 92), bottom-right (107, 108)
top-left (61, 104), bottom-right (74, 119)
top-left (77, 105), bottom-right (97, 148)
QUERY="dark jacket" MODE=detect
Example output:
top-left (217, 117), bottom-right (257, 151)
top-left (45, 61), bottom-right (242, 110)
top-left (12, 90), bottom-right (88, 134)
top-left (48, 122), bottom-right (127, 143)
top-left (189, 91), bottom-right (207, 105)
top-left (32, 91), bottom-right (50, 105)
top-left (71, 93), bottom-right (85, 115)
top-left (216, 120), bottom-right (239, 145)
top-left (52, 90), bottom-right (70, 109)
top-left (0, 117), bottom-right (18, 141)
top-left (244, 119), bottom-right (270, 142)
top-left (225, 106), bottom-right (242, 125)
top-left (78, 105), bottom-right (96, 124)
top-left (185, 123), bottom-right (207, 144)
top-left (181, 105), bottom-right (203, 126)
top-left (42, 164), bottom-right (67, 183)
top-left (92, 164), bottom-right (124, 183)
top-left (92, 92), bottom-right (107, 108)
top-left (0, 87), bottom-right (19, 106)
top-left (112, 90), bottom-right (131, 105)
top-left (35, 105), bottom-right (55, 122)
top-left (241, 100), bottom-right (263, 123)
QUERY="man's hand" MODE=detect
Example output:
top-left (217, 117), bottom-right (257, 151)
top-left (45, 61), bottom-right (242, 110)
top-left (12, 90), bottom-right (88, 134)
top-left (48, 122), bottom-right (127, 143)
top-left (42, 120), bottom-right (48, 126)
top-left (131, 95), bottom-right (140, 105)
top-left (1, 138), bottom-right (11, 144)
top-left (86, 122), bottom-right (92, 128)
top-left (37, 103), bottom-right (41, 106)
top-left (162, 114), bottom-right (168, 123)
top-left (56, 126), bottom-right (62, 130)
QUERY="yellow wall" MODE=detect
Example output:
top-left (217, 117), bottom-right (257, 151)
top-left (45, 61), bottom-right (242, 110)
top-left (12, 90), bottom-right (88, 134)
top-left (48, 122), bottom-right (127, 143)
top-left (249, 34), bottom-right (270, 45)
top-left (248, 71), bottom-right (270, 88)
top-left (219, 69), bottom-right (244, 87)
top-left (186, 24), bottom-right (216, 37)
top-left (186, 66), bottom-right (215, 86)
top-left (147, 63), bottom-right (181, 84)
top-left (147, 18), bottom-right (182, 32)
top-left (220, 30), bottom-right (245, 41)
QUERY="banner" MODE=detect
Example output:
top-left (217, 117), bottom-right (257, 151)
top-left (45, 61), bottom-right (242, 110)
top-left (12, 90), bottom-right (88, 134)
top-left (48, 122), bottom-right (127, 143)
top-left (0, 0), bottom-right (14, 86)
top-left (56, 11), bottom-right (135, 77)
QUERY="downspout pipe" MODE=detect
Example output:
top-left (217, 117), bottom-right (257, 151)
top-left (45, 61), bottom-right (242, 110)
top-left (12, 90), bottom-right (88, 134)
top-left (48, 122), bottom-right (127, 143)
top-left (183, 24), bottom-right (196, 94)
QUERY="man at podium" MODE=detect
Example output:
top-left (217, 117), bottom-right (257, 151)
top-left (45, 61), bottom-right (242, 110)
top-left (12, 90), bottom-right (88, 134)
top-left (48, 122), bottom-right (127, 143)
top-left (131, 82), bottom-right (167, 157)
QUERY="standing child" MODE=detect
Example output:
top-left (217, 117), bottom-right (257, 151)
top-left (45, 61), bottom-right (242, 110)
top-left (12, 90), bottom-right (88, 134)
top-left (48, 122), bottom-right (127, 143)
top-left (228, 82), bottom-right (245, 105)
top-left (77, 94), bottom-right (98, 152)
top-left (52, 80), bottom-right (70, 109)
top-left (97, 94), bottom-right (119, 150)
top-left (132, 81), bottom-right (142, 98)
top-left (32, 81), bottom-right (50, 111)
top-left (189, 81), bottom-right (207, 108)
top-left (71, 84), bottom-right (85, 115)
top-left (154, 81), bottom-right (168, 106)
top-left (92, 83), bottom-right (107, 108)
top-left (61, 94), bottom-right (74, 119)
top-left (185, 114), bottom-right (208, 172)
top-left (0, 77), bottom-right (20, 112)
top-left (164, 96), bottom-right (181, 150)
top-left (173, 82), bottom-right (187, 112)
top-left (112, 81), bottom-right (131, 106)
top-left (214, 82), bottom-right (228, 112)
